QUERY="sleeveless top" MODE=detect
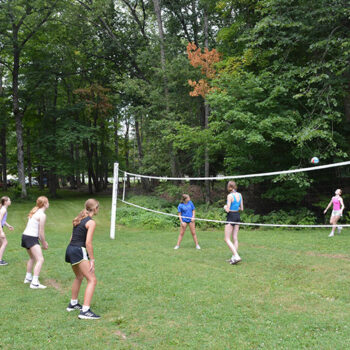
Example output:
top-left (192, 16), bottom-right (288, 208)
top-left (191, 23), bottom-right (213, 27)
top-left (23, 214), bottom-right (40, 237)
top-left (332, 197), bottom-right (341, 211)
top-left (230, 192), bottom-right (242, 211)
top-left (70, 216), bottom-right (92, 247)
top-left (1, 211), bottom-right (7, 228)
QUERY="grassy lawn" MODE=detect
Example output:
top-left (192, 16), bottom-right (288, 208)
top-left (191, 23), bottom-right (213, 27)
top-left (1, 192), bottom-right (350, 349)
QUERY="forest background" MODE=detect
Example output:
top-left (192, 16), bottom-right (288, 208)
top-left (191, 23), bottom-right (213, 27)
top-left (0, 0), bottom-right (349, 222)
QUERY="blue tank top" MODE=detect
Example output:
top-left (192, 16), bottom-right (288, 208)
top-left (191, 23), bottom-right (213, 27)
top-left (229, 192), bottom-right (241, 211)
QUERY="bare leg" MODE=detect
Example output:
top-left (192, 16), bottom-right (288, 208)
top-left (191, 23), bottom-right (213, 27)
top-left (224, 224), bottom-right (238, 256)
top-left (76, 260), bottom-right (97, 307)
top-left (189, 222), bottom-right (199, 246)
top-left (0, 235), bottom-right (8, 260)
top-left (176, 223), bottom-right (187, 246)
top-left (333, 216), bottom-right (340, 232)
top-left (71, 264), bottom-right (84, 300)
top-left (26, 248), bottom-right (35, 273)
top-left (232, 225), bottom-right (240, 251)
top-left (29, 245), bottom-right (44, 277)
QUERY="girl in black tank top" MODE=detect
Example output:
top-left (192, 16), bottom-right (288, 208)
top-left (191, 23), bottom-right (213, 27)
top-left (65, 199), bottom-right (101, 320)
top-left (70, 216), bottom-right (92, 247)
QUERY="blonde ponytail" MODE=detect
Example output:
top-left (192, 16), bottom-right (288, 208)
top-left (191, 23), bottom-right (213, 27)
top-left (73, 199), bottom-right (99, 226)
top-left (28, 196), bottom-right (49, 218)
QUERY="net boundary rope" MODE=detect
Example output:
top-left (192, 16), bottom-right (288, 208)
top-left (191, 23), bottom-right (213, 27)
top-left (120, 161), bottom-right (350, 181)
top-left (120, 199), bottom-right (350, 229)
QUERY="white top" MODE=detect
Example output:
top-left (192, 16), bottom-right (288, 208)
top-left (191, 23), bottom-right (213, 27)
top-left (23, 210), bottom-right (42, 237)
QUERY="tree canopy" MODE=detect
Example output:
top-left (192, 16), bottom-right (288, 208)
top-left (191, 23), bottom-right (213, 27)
top-left (0, 0), bottom-right (348, 206)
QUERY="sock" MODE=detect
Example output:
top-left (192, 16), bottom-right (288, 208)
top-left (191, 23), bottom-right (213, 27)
top-left (234, 254), bottom-right (241, 260)
top-left (82, 305), bottom-right (90, 312)
top-left (32, 276), bottom-right (39, 285)
top-left (70, 299), bottom-right (78, 306)
top-left (25, 272), bottom-right (33, 280)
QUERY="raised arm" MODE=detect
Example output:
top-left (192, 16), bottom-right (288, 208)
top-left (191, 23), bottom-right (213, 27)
top-left (85, 220), bottom-right (96, 272)
top-left (38, 213), bottom-right (48, 249)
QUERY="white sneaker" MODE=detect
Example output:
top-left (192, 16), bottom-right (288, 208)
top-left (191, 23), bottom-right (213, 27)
top-left (328, 232), bottom-right (334, 237)
top-left (24, 278), bottom-right (32, 284)
top-left (337, 226), bottom-right (343, 234)
top-left (174, 245), bottom-right (180, 250)
top-left (30, 282), bottom-right (47, 289)
top-left (196, 245), bottom-right (201, 250)
top-left (234, 256), bottom-right (242, 263)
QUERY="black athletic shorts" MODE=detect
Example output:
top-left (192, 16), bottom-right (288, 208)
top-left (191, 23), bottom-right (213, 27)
top-left (21, 235), bottom-right (40, 249)
top-left (65, 245), bottom-right (89, 265)
top-left (226, 211), bottom-right (240, 226)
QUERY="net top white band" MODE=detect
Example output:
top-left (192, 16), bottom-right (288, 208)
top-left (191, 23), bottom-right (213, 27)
top-left (120, 199), bottom-right (350, 229)
top-left (121, 161), bottom-right (350, 181)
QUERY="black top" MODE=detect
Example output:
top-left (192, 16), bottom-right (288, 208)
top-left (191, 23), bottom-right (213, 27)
top-left (70, 216), bottom-right (92, 247)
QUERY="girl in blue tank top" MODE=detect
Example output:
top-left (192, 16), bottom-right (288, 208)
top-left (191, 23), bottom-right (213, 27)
top-left (0, 196), bottom-right (14, 266)
top-left (174, 194), bottom-right (200, 250)
top-left (223, 181), bottom-right (243, 265)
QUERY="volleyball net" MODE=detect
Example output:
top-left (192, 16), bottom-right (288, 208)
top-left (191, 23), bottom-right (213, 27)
top-left (110, 161), bottom-right (350, 239)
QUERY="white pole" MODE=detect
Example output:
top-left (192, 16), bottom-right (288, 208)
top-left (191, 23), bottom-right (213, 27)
top-left (110, 162), bottom-right (119, 240)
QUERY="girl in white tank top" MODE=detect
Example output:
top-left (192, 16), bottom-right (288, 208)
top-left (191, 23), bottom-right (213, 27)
top-left (21, 196), bottom-right (49, 289)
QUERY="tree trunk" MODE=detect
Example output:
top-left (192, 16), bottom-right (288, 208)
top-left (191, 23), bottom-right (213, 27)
top-left (0, 68), bottom-right (7, 191)
top-left (75, 145), bottom-right (81, 188)
top-left (13, 42), bottom-right (27, 197)
top-left (125, 119), bottom-right (131, 188)
top-left (0, 125), bottom-right (7, 191)
top-left (152, 0), bottom-right (177, 177)
top-left (26, 129), bottom-right (32, 187)
top-left (38, 165), bottom-right (44, 190)
top-left (203, 7), bottom-right (210, 203)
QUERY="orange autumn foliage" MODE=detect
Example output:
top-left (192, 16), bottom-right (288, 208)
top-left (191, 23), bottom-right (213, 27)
top-left (187, 42), bottom-right (221, 98)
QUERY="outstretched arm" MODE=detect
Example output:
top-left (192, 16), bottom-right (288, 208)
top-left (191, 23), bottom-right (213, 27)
top-left (324, 199), bottom-right (333, 214)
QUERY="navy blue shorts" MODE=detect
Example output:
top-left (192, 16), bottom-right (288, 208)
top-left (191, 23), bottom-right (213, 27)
top-left (65, 245), bottom-right (89, 266)
top-left (21, 235), bottom-right (40, 249)
top-left (226, 212), bottom-right (240, 226)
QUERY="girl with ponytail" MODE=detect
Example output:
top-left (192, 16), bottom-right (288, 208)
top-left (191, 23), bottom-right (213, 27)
top-left (65, 199), bottom-right (100, 320)
top-left (21, 196), bottom-right (49, 288)
top-left (0, 196), bottom-right (14, 266)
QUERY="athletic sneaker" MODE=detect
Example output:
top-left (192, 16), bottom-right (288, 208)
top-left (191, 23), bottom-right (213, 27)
top-left (66, 302), bottom-right (82, 312)
top-left (230, 257), bottom-right (242, 265)
top-left (0, 260), bottom-right (8, 266)
top-left (174, 245), bottom-right (180, 250)
top-left (328, 232), bottom-right (334, 237)
top-left (78, 309), bottom-right (101, 320)
top-left (24, 278), bottom-right (32, 284)
top-left (196, 244), bottom-right (201, 250)
top-left (337, 226), bottom-right (343, 234)
top-left (30, 282), bottom-right (47, 289)
top-left (229, 258), bottom-right (239, 265)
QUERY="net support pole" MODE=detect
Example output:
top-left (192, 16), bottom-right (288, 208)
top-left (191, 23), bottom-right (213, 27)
top-left (110, 162), bottom-right (119, 240)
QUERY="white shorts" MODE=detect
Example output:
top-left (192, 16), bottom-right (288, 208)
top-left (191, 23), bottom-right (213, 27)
top-left (331, 210), bottom-right (342, 217)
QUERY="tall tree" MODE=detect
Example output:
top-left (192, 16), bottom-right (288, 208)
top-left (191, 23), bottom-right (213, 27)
top-left (0, 0), bottom-right (59, 197)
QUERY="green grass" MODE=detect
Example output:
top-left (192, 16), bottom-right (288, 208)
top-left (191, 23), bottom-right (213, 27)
top-left (1, 192), bottom-right (350, 349)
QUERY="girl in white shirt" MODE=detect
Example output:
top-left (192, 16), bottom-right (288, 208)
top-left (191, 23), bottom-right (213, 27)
top-left (21, 196), bottom-right (49, 289)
